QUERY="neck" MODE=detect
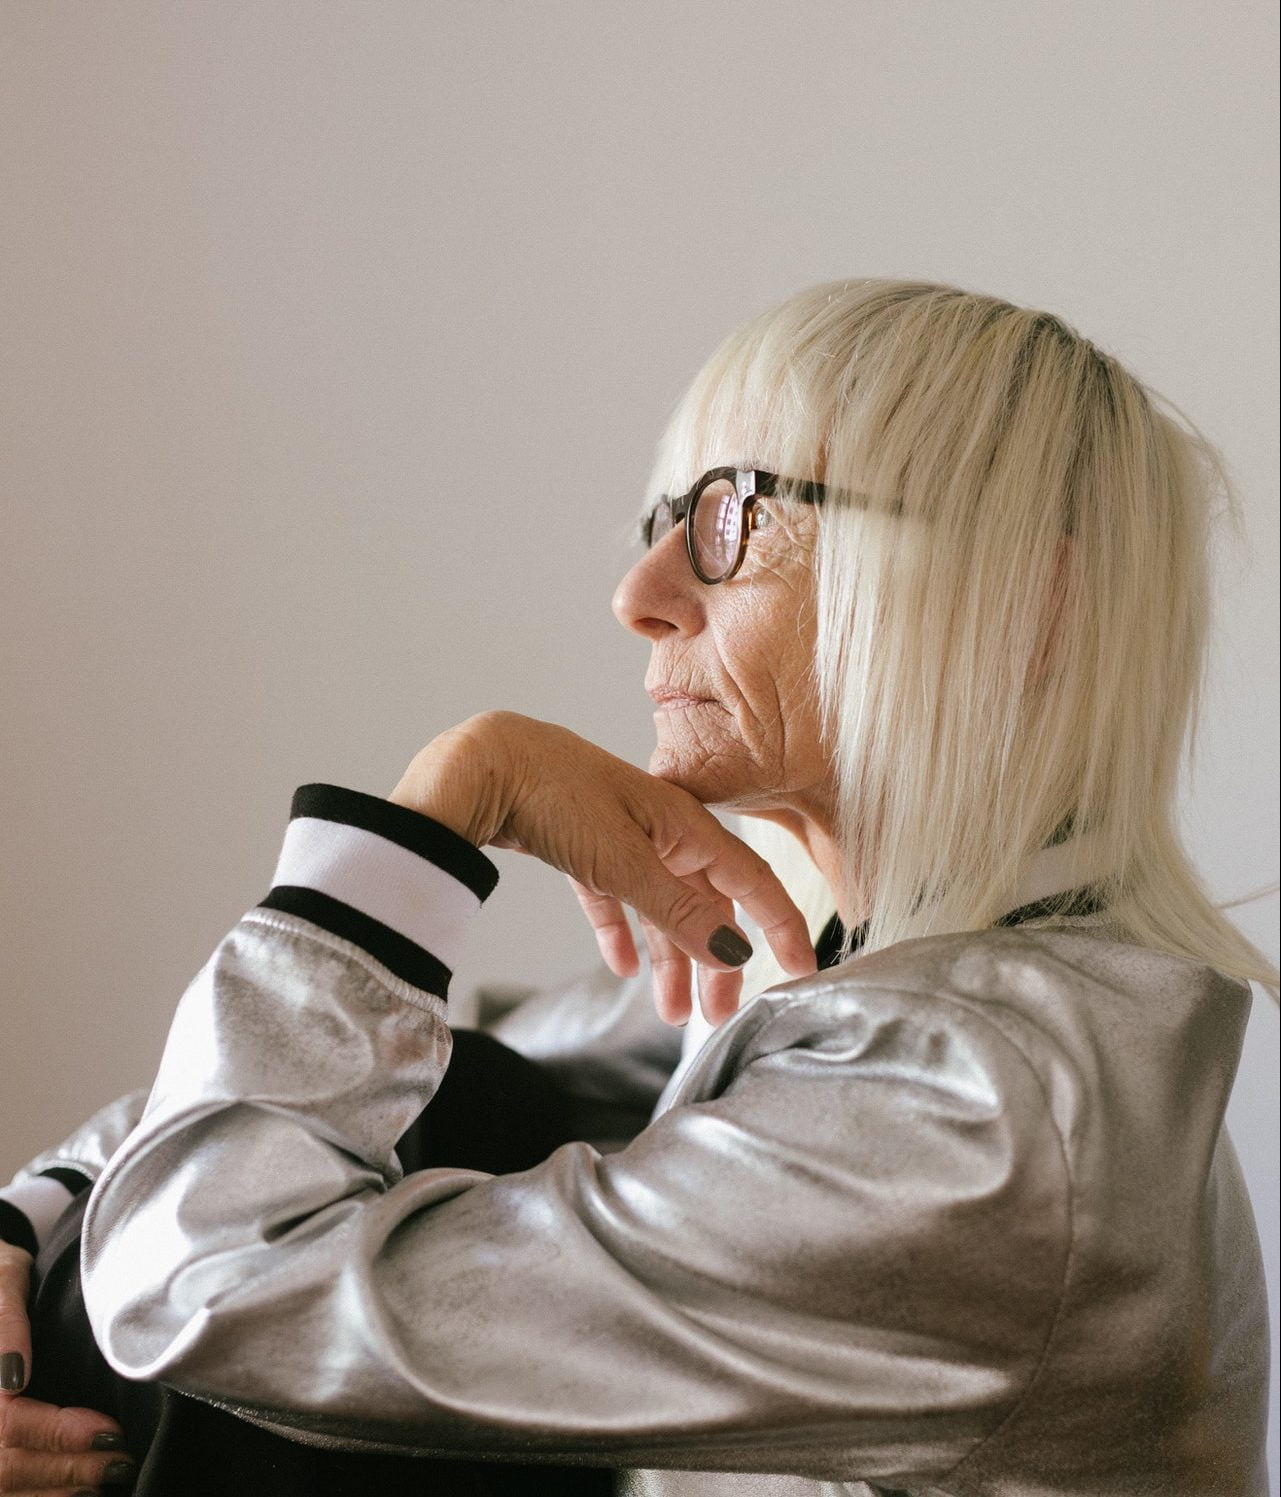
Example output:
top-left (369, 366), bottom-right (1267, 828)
top-left (742, 807), bottom-right (1111, 934)
top-left (742, 806), bottom-right (861, 926)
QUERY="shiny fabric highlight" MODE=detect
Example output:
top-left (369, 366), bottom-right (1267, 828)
top-left (79, 913), bottom-right (1268, 1494)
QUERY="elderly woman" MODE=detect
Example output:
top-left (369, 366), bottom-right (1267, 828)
top-left (1, 278), bottom-right (1275, 1496)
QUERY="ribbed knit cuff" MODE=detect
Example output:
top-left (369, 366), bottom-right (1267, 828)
top-left (256, 784), bottom-right (500, 1002)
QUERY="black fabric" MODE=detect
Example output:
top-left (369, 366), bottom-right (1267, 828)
top-left (814, 910), bottom-right (852, 970)
top-left (257, 886), bottom-right (454, 998)
top-left (0, 1199), bottom-right (37, 1258)
top-left (27, 1029), bottom-right (609, 1497)
top-left (996, 883), bottom-right (1107, 926)
top-left (38, 1166), bottom-right (94, 1197)
top-left (289, 784), bottom-right (500, 901)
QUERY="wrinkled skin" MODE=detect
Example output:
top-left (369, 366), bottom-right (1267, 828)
top-left (614, 495), bottom-right (835, 822)
top-left (604, 491), bottom-right (845, 1024)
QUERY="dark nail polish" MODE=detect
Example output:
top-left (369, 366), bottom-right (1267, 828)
top-left (91, 1431), bottom-right (129, 1451)
top-left (0, 1350), bottom-right (24, 1391)
top-left (707, 925), bottom-right (752, 967)
top-left (102, 1458), bottom-right (138, 1484)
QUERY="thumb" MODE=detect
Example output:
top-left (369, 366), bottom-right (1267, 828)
top-left (0, 1244), bottom-right (33, 1394)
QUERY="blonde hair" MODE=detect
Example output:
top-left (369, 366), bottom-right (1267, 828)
top-left (646, 278), bottom-right (1279, 1001)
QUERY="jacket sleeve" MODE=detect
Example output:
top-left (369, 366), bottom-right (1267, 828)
top-left (81, 784), bottom-right (1071, 1486)
top-left (0, 1090), bottom-right (149, 1257)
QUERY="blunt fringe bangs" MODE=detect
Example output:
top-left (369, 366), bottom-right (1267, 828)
top-left (646, 278), bottom-right (1279, 1002)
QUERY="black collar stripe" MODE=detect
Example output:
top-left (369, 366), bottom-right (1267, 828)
top-left (815, 885), bottom-right (1107, 970)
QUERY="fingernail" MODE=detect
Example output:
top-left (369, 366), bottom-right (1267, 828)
top-left (0, 1350), bottom-right (24, 1391)
top-left (91, 1431), bottom-right (129, 1451)
top-left (707, 925), bottom-right (752, 966)
top-left (102, 1458), bottom-right (138, 1484)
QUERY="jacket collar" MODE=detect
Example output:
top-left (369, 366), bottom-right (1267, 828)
top-left (818, 834), bottom-right (1112, 969)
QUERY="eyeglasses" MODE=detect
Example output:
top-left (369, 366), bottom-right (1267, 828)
top-left (641, 467), bottom-right (833, 585)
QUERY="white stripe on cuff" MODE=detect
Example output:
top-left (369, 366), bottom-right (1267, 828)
top-left (0, 1175), bottom-right (76, 1250)
top-left (270, 817), bottom-right (483, 973)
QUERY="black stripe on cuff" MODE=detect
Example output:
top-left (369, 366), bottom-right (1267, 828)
top-left (0, 1200), bottom-right (38, 1258)
top-left (257, 886), bottom-right (453, 999)
top-left (289, 784), bottom-right (499, 902)
top-left (38, 1167), bottom-right (92, 1197)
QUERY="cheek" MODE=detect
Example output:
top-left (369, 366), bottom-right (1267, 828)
top-left (743, 633), bottom-right (826, 783)
top-left (721, 597), bottom-right (819, 737)
top-left (647, 562), bottom-right (823, 798)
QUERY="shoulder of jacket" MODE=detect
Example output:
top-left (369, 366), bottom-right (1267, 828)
top-left (749, 921), bottom-right (1248, 1037)
top-left (712, 922), bottom-right (1251, 1129)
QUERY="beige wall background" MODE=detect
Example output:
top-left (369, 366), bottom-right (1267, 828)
top-left (2, 0), bottom-right (1277, 1480)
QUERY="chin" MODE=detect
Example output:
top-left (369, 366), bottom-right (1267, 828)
top-left (647, 744), bottom-right (758, 810)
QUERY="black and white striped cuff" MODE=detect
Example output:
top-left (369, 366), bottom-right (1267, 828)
top-left (256, 784), bottom-right (500, 1001)
top-left (0, 1169), bottom-right (91, 1257)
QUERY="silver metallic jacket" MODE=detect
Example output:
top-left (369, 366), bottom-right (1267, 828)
top-left (61, 795), bottom-right (1267, 1496)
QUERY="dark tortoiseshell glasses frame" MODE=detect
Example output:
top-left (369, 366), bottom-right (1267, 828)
top-left (641, 467), bottom-right (837, 585)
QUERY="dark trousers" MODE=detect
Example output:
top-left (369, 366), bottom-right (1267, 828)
top-left (28, 1030), bottom-right (614, 1496)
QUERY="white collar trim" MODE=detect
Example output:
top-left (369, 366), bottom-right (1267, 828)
top-left (1003, 832), bottom-right (1110, 915)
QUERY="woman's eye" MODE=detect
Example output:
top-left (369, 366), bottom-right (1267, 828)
top-left (753, 503), bottom-right (777, 532)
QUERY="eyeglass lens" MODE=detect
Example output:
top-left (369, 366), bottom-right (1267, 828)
top-left (644, 475), bottom-right (746, 580)
top-left (690, 475), bottom-right (742, 580)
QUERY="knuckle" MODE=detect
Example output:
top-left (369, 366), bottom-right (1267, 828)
top-left (59, 1451), bottom-right (89, 1486)
top-left (666, 884), bottom-right (709, 932)
top-left (650, 948), bottom-right (686, 973)
top-left (728, 856), bottom-right (771, 902)
top-left (51, 1406), bottom-right (91, 1454)
top-left (0, 1400), bottom-right (18, 1449)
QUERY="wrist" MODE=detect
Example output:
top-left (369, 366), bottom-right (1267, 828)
top-left (389, 712), bottom-right (517, 849)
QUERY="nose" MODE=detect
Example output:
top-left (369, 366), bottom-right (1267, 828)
top-left (612, 524), bottom-right (705, 641)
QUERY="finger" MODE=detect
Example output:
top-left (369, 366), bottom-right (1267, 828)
top-left (0, 1441), bottom-right (137, 1492)
top-left (639, 919), bottom-right (694, 1027)
top-left (694, 958), bottom-right (744, 1028)
top-left (591, 822), bottom-right (764, 976)
top-left (0, 1395), bottom-right (128, 1456)
top-left (567, 880), bottom-right (639, 978)
top-left (658, 867), bottom-right (743, 1028)
top-left (0, 1247), bottom-right (32, 1395)
top-left (652, 818), bottom-right (817, 979)
top-left (0, 1401), bottom-right (135, 1496)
